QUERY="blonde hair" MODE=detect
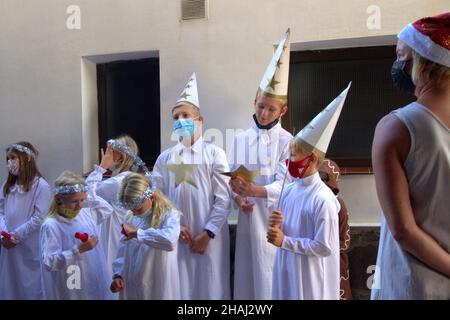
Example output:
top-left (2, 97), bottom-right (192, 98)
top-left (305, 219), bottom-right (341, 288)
top-left (111, 135), bottom-right (139, 176)
top-left (255, 88), bottom-right (288, 108)
top-left (47, 171), bottom-right (85, 218)
top-left (171, 103), bottom-right (201, 116)
top-left (291, 136), bottom-right (324, 167)
top-left (412, 51), bottom-right (450, 89)
top-left (118, 173), bottom-right (176, 228)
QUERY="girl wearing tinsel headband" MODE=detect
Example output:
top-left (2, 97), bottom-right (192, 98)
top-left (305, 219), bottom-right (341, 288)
top-left (40, 171), bottom-right (115, 299)
top-left (110, 172), bottom-right (181, 299)
top-left (85, 134), bottom-right (146, 277)
top-left (0, 141), bottom-right (51, 299)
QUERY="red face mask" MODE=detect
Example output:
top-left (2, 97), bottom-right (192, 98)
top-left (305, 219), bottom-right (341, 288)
top-left (285, 154), bottom-right (314, 178)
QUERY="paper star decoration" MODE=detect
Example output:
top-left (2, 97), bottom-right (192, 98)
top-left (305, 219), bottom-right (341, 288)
top-left (164, 153), bottom-right (198, 188)
top-left (220, 165), bottom-right (260, 183)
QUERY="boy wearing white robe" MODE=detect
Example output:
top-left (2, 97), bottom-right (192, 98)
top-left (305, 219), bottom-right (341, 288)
top-left (229, 29), bottom-right (293, 300)
top-left (268, 84), bottom-right (351, 300)
top-left (153, 73), bottom-right (231, 299)
top-left (40, 171), bottom-right (115, 300)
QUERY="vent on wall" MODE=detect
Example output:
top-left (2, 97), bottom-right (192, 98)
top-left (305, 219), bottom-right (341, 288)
top-left (181, 0), bottom-right (208, 20)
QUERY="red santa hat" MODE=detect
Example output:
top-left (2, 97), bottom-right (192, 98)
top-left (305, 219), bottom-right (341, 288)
top-left (398, 12), bottom-right (450, 68)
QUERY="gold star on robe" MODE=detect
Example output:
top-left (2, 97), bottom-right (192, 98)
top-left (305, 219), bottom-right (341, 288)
top-left (220, 165), bottom-right (260, 183)
top-left (164, 153), bottom-right (198, 188)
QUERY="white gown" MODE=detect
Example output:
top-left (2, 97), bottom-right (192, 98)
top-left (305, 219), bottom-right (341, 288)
top-left (85, 165), bottom-right (130, 275)
top-left (40, 188), bottom-right (115, 300)
top-left (0, 177), bottom-right (51, 300)
top-left (153, 137), bottom-right (231, 299)
top-left (272, 173), bottom-right (340, 300)
top-left (112, 209), bottom-right (181, 299)
top-left (229, 122), bottom-right (292, 299)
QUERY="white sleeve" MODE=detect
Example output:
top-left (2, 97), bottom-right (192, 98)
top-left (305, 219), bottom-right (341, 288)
top-left (152, 154), bottom-right (168, 195)
top-left (84, 186), bottom-right (113, 225)
top-left (13, 179), bottom-right (51, 241)
top-left (280, 199), bottom-right (339, 257)
top-left (264, 139), bottom-right (292, 211)
top-left (136, 209), bottom-right (180, 251)
top-left (0, 184), bottom-right (6, 231)
top-left (112, 237), bottom-right (127, 277)
top-left (204, 148), bottom-right (231, 235)
top-left (226, 136), bottom-right (239, 202)
top-left (40, 222), bottom-right (82, 271)
top-left (85, 165), bottom-right (121, 203)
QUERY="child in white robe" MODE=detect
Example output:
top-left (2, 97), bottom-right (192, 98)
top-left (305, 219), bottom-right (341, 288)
top-left (110, 172), bottom-right (180, 299)
top-left (0, 142), bottom-right (51, 299)
top-left (40, 171), bottom-right (115, 300)
top-left (268, 84), bottom-right (351, 300)
top-left (152, 73), bottom-right (231, 299)
top-left (85, 135), bottom-right (145, 275)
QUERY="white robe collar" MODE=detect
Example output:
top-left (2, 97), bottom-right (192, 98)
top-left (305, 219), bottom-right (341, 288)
top-left (295, 172), bottom-right (321, 187)
top-left (249, 122), bottom-right (281, 147)
top-left (174, 136), bottom-right (204, 155)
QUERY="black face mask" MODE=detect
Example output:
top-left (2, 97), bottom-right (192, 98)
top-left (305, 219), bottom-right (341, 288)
top-left (391, 60), bottom-right (416, 94)
top-left (252, 114), bottom-right (279, 130)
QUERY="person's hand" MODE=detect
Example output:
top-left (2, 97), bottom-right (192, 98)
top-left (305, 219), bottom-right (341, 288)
top-left (229, 176), bottom-right (254, 197)
top-left (267, 226), bottom-right (284, 247)
top-left (179, 225), bottom-right (194, 245)
top-left (189, 231), bottom-right (210, 254)
top-left (1, 236), bottom-right (19, 249)
top-left (122, 224), bottom-right (137, 240)
top-left (110, 276), bottom-right (124, 293)
top-left (78, 236), bottom-right (98, 253)
top-left (99, 145), bottom-right (116, 170)
top-left (269, 209), bottom-right (283, 228)
top-left (235, 195), bottom-right (254, 214)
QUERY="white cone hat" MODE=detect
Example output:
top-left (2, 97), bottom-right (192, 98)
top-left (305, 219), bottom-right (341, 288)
top-left (175, 72), bottom-right (199, 109)
top-left (258, 29), bottom-right (291, 100)
top-left (295, 82), bottom-right (351, 160)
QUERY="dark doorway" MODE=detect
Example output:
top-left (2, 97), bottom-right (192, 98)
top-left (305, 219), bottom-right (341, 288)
top-left (97, 58), bottom-right (160, 168)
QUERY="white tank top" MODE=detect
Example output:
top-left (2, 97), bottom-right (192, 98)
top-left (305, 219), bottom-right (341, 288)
top-left (372, 102), bottom-right (450, 299)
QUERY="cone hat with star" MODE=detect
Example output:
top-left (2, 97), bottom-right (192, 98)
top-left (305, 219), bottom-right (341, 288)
top-left (174, 72), bottom-right (200, 109)
top-left (295, 83), bottom-right (352, 161)
top-left (258, 28), bottom-right (291, 100)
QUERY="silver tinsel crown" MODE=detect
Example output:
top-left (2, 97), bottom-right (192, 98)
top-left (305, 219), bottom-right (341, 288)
top-left (116, 172), bottom-right (157, 210)
top-left (53, 183), bottom-right (87, 195)
top-left (107, 139), bottom-right (148, 172)
top-left (6, 144), bottom-right (36, 158)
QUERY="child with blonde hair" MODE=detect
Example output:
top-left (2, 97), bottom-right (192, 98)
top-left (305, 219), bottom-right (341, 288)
top-left (110, 172), bottom-right (181, 299)
top-left (85, 135), bottom-right (146, 274)
top-left (40, 171), bottom-right (115, 300)
top-left (0, 142), bottom-right (51, 299)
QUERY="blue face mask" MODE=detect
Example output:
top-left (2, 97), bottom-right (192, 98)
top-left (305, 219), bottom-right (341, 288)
top-left (172, 118), bottom-right (196, 137)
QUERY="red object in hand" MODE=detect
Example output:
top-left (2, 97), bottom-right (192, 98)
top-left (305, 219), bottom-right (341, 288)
top-left (1, 231), bottom-right (12, 240)
top-left (75, 232), bottom-right (89, 242)
top-left (121, 225), bottom-right (128, 237)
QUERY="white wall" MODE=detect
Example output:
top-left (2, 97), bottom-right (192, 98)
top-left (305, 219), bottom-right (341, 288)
top-left (0, 0), bottom-right (447, 223)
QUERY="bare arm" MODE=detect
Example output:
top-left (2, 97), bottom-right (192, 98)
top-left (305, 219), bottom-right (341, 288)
top-left (372, 114), bottom-right (450, 277)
